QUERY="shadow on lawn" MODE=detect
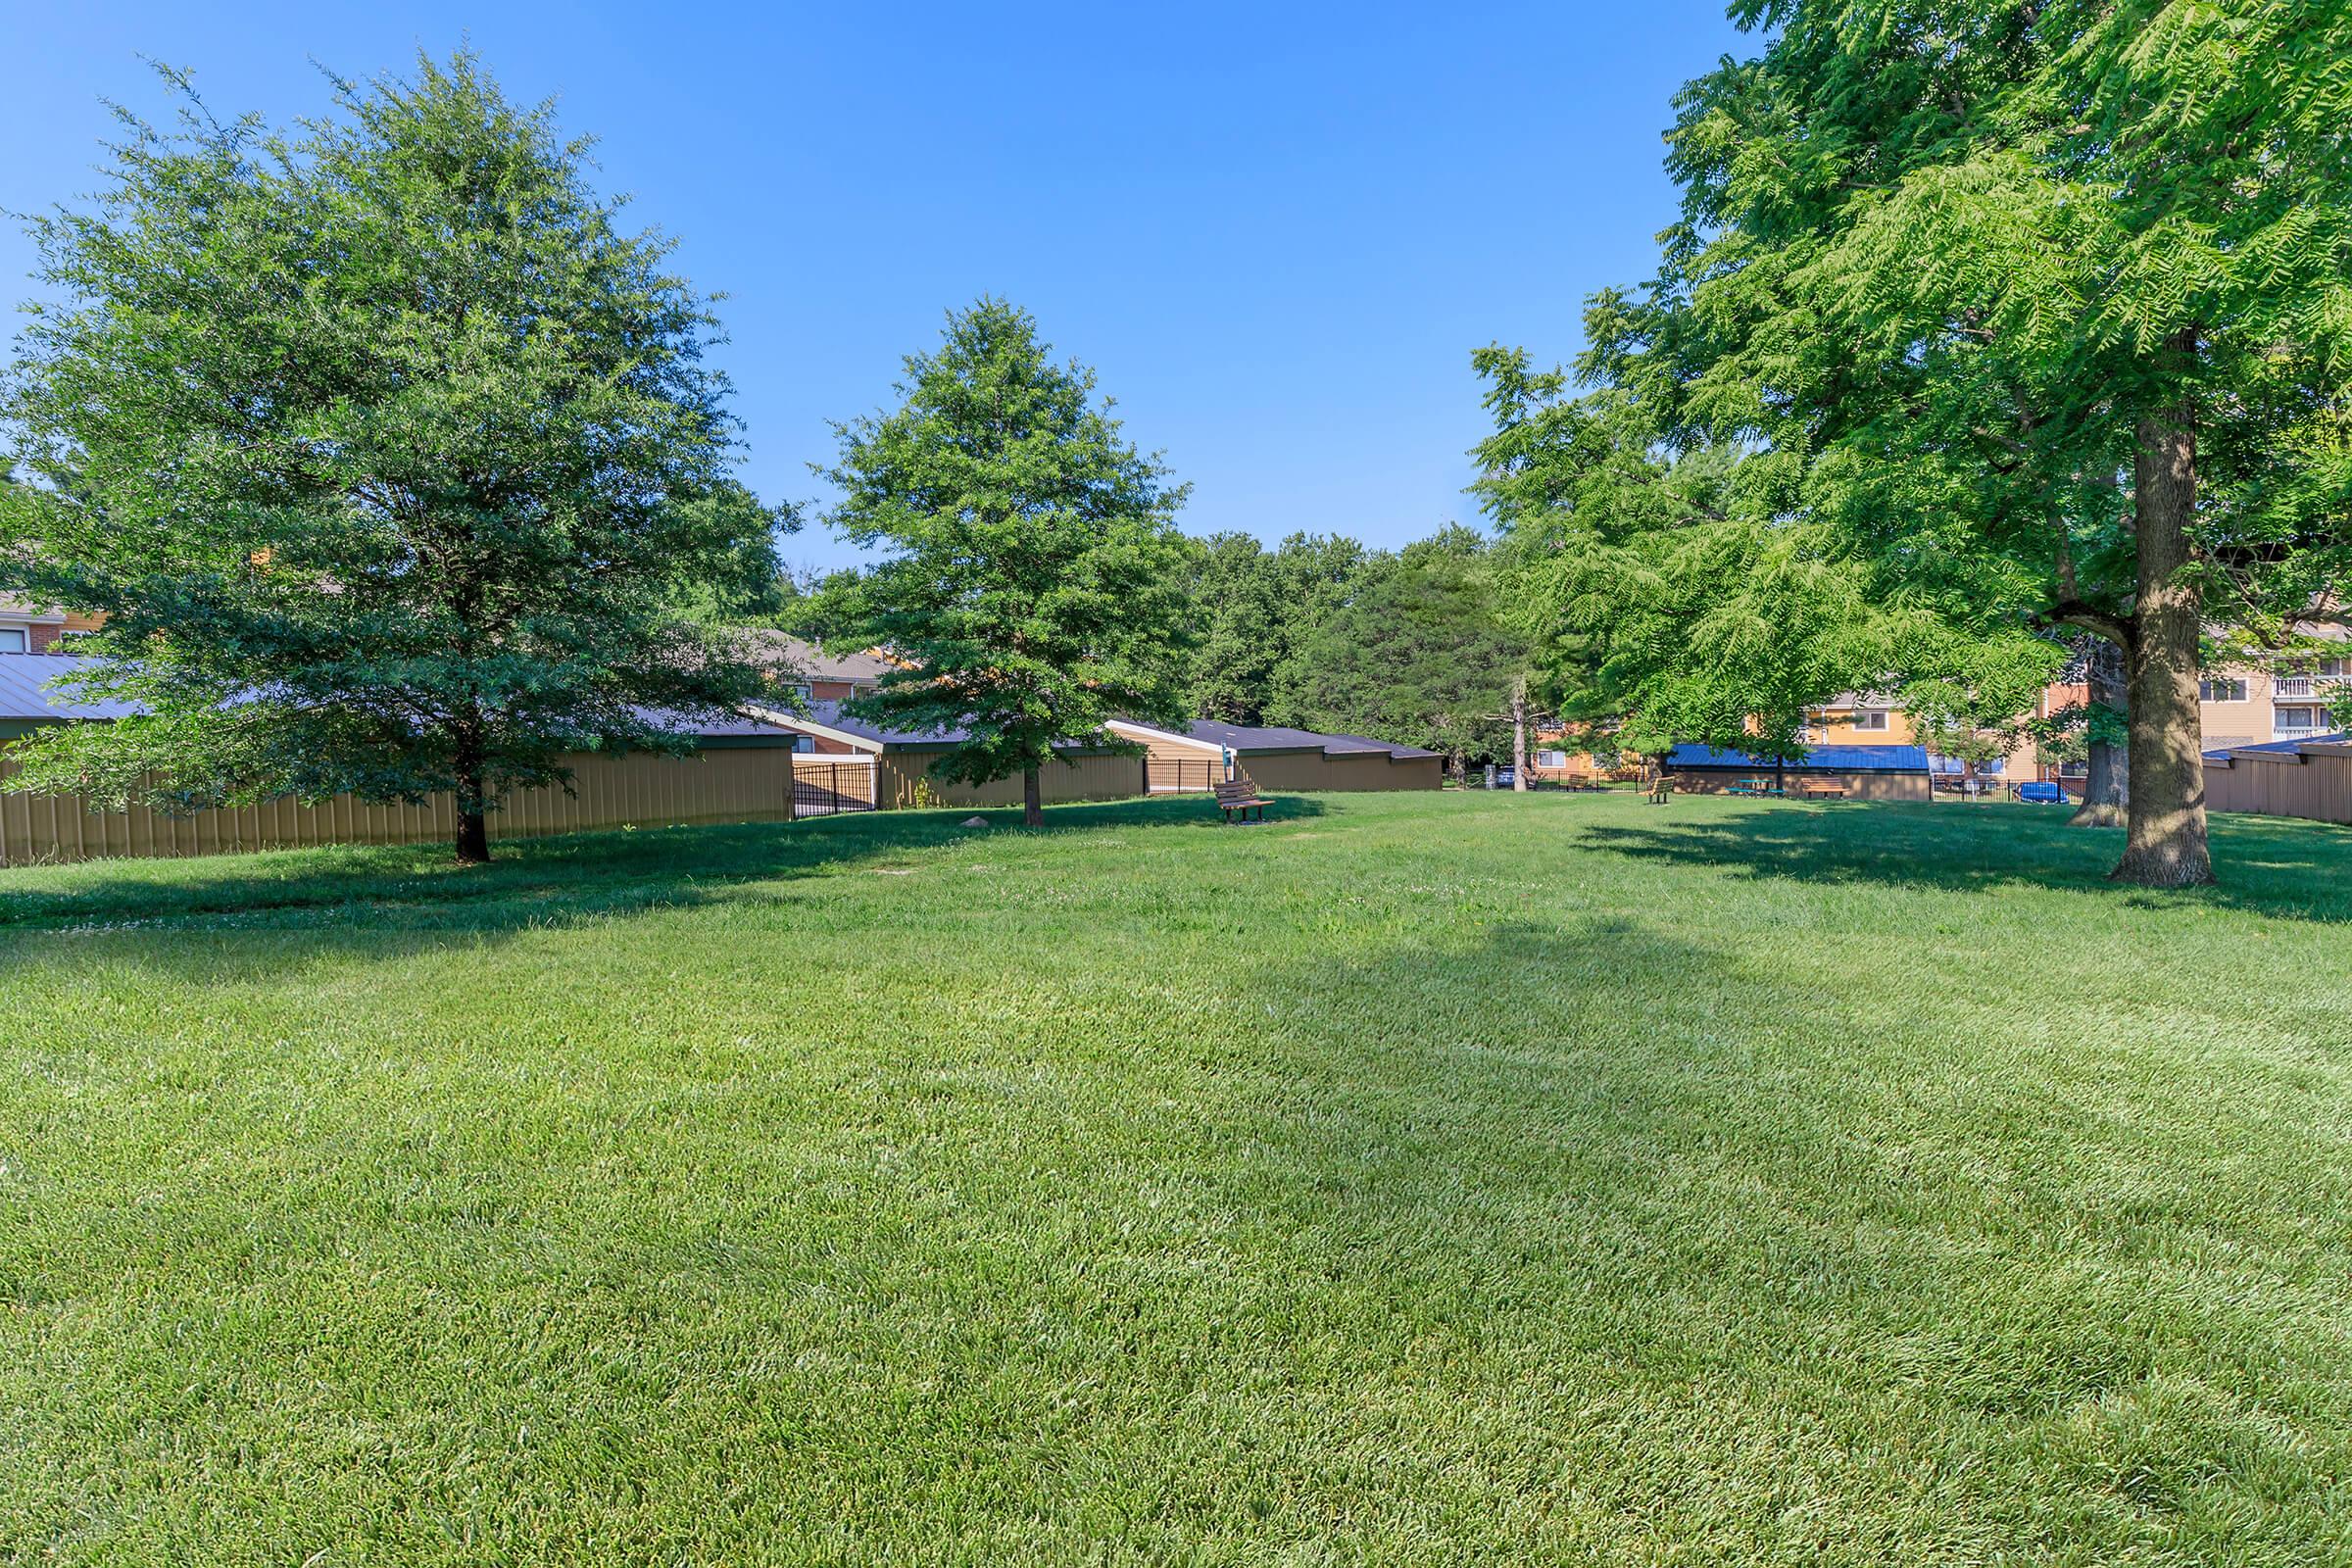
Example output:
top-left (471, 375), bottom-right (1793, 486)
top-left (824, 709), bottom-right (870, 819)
top-left (1213, 915), bottom-right (2335, 1456)
top-left (1573, 801), bottom-right (2352, 923)
top-left (0, 792), bottom-right (1328, 941)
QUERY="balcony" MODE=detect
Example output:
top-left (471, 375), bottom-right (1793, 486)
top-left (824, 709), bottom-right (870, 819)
top-left (2272, 673), bottom-right (2350, 699)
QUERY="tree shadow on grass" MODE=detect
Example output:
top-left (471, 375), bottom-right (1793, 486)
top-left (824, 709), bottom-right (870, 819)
top-left (1572, 800), bottom-right (2352, 923)
top-left (1194, 915), bottom-right (2346, 1551)
top-left (0, 792), bottom-right (1328, 943)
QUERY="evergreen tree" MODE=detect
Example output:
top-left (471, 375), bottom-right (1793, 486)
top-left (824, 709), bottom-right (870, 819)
top-left (812, 300), bottom-right (1195, 826)
top-left (1283, 526), bottom-right (1524, 773)
top-left (0, 54), bottom-right (772, 863)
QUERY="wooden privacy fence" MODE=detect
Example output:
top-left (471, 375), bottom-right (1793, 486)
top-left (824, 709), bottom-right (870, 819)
top-left (2204, 746), bottom-right (2352, 826)
top-left (0, 745), bottom-right (875, 867)
top-left (871, 750), bottom-right (1149, 809)
top-left (1147, 757), bottom-right (1223, 793)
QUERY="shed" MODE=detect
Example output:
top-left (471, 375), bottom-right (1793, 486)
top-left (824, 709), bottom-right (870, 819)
top-left (1666, 743), bottom-right (1934, 802)
top-left (1105, 718), bottom-right (1444, 793)
top-left (2202, 733), bottom-right (2352, 825)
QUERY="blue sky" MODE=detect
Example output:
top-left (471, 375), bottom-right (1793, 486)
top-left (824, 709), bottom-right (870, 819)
top-left (8, 2), bottom-right (1753, 572)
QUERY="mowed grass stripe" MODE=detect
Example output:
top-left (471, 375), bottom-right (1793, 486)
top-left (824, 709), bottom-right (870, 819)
top-left (4, 791), bottom-right (2351, 1563)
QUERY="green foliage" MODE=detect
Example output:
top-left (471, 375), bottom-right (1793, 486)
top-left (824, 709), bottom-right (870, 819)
top-left (1472, 341), bottom-right (1886, 761)
top-left (0, 54), bottom-right (771, 856)
top-left (810, 300), bottom-right (1196, 806)
top-left (1180, 529), bottom-right (1372, 724)
top-left (1283, 525), bottom-right (1525, 766)
top-left (1485, 1), bottom-right (2352, 880)
top-left (661, 481), bottom-right (804, 627)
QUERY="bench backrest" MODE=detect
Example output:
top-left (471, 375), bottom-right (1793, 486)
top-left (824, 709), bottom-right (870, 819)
top-left (1214, 776), bottom-right (1261, 803)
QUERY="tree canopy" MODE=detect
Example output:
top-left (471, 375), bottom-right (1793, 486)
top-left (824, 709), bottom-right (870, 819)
top-left (1480, 0), bottom-right (2352, 883)
top-left (0, 53), bottom-right (777, 862)
top-left (1284, 525), bottom-right (1526, 770)
top-left (810, 299), bottom-right (1196, 825)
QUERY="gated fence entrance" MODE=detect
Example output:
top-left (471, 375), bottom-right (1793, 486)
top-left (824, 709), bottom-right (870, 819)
top-left (790, 756), bottom-right (877, 818)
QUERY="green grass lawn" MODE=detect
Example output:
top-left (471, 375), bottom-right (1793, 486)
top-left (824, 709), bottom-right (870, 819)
top-left (6, 791), bottom-right (2352, 1565)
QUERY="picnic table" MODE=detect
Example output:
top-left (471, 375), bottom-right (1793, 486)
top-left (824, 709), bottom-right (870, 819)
top-left (1726, 777), bottom-right (1788, 798)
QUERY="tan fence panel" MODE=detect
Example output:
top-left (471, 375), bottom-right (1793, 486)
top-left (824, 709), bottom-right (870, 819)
top-left (0, 746), bottom-right (826, 867)
top-left (873, 751), bottom-right (1147, 809)
top-left (2204, 753), bottom-right (2352, 825)
top-left (1237, 750), bottom-right (1443, 793)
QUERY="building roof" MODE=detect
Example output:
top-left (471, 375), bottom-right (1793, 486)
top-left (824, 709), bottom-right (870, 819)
top-left (740, 631), bottom-right (897, 685)
top-left (2205, 732), bottom-right (2350, 760)
top-left (1668, 743), bottom-right (1932, 772)
top-left (0, 655), bottom-right (147, 721)
top-left (1119, 717), bottom-right (1440, 761)
top-left (0, 653), bottom-right (800, 741)
top-left (772, 698), bottom-right (968, 750)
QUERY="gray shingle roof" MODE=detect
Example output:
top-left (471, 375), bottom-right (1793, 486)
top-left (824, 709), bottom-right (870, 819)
top-left (740, 632), bottom-right (897, 685)
top-left (0, 654), bottom-right (801, 741)
top-left (0, 655), bottom-right (146, 722)
top-left (2205, 732), bottom-right (2350, 760)
top-left (1135, 718), bottom-right (1439, 761)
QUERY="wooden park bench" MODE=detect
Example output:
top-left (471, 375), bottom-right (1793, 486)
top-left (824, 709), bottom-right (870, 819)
top-left (1799, 780), bottom-right (1848, 800)
top-left (1214, 774), bottom-right (1272, 824)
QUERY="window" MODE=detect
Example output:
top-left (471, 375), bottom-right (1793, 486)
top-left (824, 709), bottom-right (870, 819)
top-left (2200, 678), bottom-right (2248, 703)
top-left (791, 734), bottom-right (816, 754)
top-left (1536, 750), bottom-right (1568, 769)
top-left (1851, 710), bottom-right (1889, 731)
top-left (0, 627), bottom-right (25, 654)
top-left (2324, 659), bottom-right (2351, 680)
top-left (2278, 708), bottom-right (2324, 732)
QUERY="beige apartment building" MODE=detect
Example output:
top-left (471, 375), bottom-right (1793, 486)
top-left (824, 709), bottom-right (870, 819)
top-left (2199, 654), bottom-right (2351, 750)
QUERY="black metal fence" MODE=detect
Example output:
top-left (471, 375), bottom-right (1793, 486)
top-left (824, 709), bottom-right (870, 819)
top-left (1146, 758), bottom-right (1222, 793)
top-left (792, 760), bottom-right (877, 818)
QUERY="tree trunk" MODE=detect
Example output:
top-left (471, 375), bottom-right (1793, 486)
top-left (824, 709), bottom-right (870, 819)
top-left (1022, 766), bottom-right (1043, 828)
top-left (454, 739), bottom-right (492, 864)
top-left (456, 808), bottom-right (491, 865)
top-left (2112, 402), bottom-right (2213, 887)
top-left (1511, 675), bottom-right (1529, 793)
top-left (2072, 636), bottom-right (2130, 828)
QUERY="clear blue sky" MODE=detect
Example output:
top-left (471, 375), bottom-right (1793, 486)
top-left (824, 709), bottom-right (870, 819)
top-left (8, 2), bottom-right (1752, 572)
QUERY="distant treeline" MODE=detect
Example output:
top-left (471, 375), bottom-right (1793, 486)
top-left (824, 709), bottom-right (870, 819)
top-left (1174, 523), bottom-right (1527, 768)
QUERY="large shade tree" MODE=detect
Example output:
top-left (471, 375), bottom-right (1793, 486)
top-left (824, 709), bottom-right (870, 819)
top-left (1586, 0), bottom-right (2352, 884)
top-left (811, 299), bottom-right (1195, 826)
top-left (0, 54), bottom-right (778, 863)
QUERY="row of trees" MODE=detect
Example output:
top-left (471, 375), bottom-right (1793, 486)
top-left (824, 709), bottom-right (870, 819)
top-left (0, 52), bottom-right (1517, 855)
top-left (1474, 0), bottom-right (2352, 887)
top-left (1170, 525), bottom-right (1528, 768)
